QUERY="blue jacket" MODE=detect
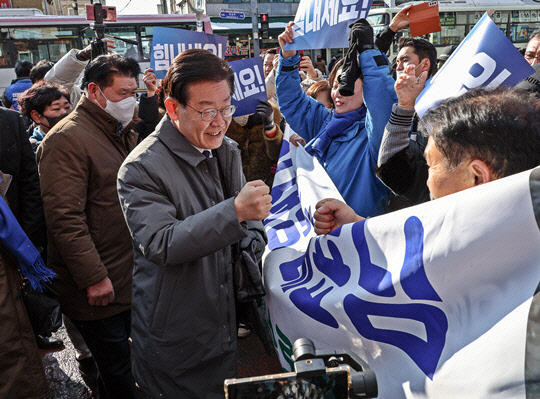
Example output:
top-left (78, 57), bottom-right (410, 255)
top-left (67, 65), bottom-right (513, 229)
top-left (5, 78), bottom-right (32, 111)
top-left (30, 126), bottom-right (45, 152)
top-left (276, 50), bottom-right (397, 217)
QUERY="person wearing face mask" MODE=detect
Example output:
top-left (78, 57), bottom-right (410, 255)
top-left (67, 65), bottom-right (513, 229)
top-left (18, 82), bottom-right (71, 152)
top-left (277, 19), bottom-right (397, 217)
top-left (36, 54), bottom-right (141, 399)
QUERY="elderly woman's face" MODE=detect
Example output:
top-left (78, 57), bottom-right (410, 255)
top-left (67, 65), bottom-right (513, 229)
top-left (331, 68), bottom-right (364, 114)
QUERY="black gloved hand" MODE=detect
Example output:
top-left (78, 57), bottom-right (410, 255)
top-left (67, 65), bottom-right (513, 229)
top-left (255, 100), bottom-right (275, 131)
top-left (349, 18), bottom-right (375, 52)
top-left (338, 19), bottom-right (374, 96)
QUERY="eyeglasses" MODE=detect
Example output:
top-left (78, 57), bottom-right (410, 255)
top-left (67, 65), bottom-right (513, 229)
top-left (186, 103), bottom-right (237, 121)
top-left (524, 53), bottom-right (540, 63)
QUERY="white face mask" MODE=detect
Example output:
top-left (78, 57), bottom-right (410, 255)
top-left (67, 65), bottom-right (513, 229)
top-left (97, 86), bottom-right (137, 127)
top-left (396, 60), bottom-right (427, 80)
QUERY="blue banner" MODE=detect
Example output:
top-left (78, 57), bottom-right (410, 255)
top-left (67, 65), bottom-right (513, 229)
top-left (229, 57), bottom-right (267, 117)
top-left (285, 0), bottom-right (373, 50)
top-left (415, 13), bottom-right (535, 118)
top-left (150, 27), bottom-right (228, 79)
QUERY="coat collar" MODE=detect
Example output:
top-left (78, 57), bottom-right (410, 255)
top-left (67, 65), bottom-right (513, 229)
top-left (156, 115), bottom-right (238, 168)
top-left (76, 94), bottom-right (136, 135)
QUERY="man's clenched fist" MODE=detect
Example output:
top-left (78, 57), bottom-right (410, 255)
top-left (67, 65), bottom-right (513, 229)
top-left (87, 276), bottom-right (115, 306)
top-left (234, 180), bottom-right (272, 222)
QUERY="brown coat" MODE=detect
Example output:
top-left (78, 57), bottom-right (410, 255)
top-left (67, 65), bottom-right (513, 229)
top-left (36, 94), bottom-right (138, 321)
top-left (226, 104), bottom-right (284, 187)
top-left (0, 246), bottom-right (48, 399)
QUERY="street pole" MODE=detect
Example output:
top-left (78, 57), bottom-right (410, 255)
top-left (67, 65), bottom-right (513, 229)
top-left (161, 0), bottom-right (168, 14)
top-left (250, 0), bottom-right (259, 58)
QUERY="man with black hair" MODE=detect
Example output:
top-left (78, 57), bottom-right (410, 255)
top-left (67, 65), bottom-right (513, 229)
top-left (375, 38), bottom-right (438, 208)
top-left (394, 37), bottom-right (437, 80)
top-left (313, 87), bottom-right (540, 233)
top-left (3, 60), bottom-right (33, 111)
top-left (37, 54), bottom-right (141, 399)
top-left (29, 60), bottom-right (54, 84)
top-left (118, 49), bottom-right (270, 398)
top-left (263, 48), bottom-right (278, 78)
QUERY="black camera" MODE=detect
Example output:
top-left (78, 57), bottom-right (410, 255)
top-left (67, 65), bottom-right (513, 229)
top-left (224, 338), bottom-right (378, 398)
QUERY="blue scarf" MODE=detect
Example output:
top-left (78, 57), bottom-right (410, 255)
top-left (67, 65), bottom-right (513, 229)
top-left (0, 195), bottom-right (55, 291)
top-left (308, 106), bottom-right (367, 162)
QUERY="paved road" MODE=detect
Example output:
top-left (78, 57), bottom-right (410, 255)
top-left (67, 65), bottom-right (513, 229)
top-left (41, 319), bottom-right (282, 398)
top-left (41, 326), bottom-right (92, 399)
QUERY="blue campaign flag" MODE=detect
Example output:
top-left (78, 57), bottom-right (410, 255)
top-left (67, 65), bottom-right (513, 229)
top-left (284, 0), bottom-right (373, 50)
top-left (415, 13), bottom-right (535, 118)
top-left (150, 27), bottom-right (228, 79)
top-left (228, 57), bottom-right (267, 117)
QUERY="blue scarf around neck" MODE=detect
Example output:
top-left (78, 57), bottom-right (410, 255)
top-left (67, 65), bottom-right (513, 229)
top-left (308, 105), bottom-right (367, 162)
top-left (0, 194), bottom-right (55, 291)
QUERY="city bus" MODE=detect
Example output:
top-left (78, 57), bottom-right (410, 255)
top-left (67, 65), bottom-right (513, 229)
top-left (0, 9), bottom-right (213, 91)
top-left (367, 0), bottom-right (540, 59)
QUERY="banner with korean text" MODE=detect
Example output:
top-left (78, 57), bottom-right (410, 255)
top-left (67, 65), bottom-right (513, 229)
top-left (228, 57), bottom-right (267, 117)
top-left (284, 0), bottom-right (374, 50)
top-left (150, 27), bottom-right (227, 79)
top-left (415, 13), bottom-right (534, 118)
top-left (264, 135), bottom-right (540, 398)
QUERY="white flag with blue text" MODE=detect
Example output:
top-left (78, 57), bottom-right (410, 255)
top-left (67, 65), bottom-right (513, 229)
top-left (263, 138), bottom-right (540, 398)
top-left (415, 13), bottom-right (534, 118)
top-left (284, 0), bottom-right (374, 50)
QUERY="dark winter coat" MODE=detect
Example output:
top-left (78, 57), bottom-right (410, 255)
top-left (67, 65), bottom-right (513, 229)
top-left (36, 94), bottom-right (138, 321)
top-left (0, 245), bottom-right (48, 399)
top-left (117, 116), bottom-right (266, 398)
top-left (0, 107), bottom-right (46, 249)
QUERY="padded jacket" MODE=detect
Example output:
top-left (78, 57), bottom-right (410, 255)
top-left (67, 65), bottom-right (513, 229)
top-left (276, 50), bottom-right (397, 217)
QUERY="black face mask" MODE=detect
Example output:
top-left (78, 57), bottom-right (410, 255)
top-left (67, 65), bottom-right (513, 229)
top-left (42, 112), bottom-right (70, 130)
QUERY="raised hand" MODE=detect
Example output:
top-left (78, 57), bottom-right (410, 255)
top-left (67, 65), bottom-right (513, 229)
top-left (313, 198), bottom-right (364, 235)
top-left (395, 64), bottom-right (428, 110)
top-left (278, 21), bottom-right (297, 59)
top-left (299, 56), bottom-right (318, 79)
top-left (389, 4), bottom-right (413, 33)
top-left (143, 68), bottom-right (158, 97)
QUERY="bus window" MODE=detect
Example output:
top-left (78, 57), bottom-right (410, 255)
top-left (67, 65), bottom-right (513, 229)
top-left (82, 25), bottom-right (140, 60)
top-left (430, 25), bottom-right (465, 46)
top-left (440, 12), bottom-right (456, 26)
top-left (492, 10), bottom-right (510, 24)
top-left (468, 11), bottom-right (483, 25)
top-left (2, 27), bottom-right (79, 65)
top-left (366, 13), bottom-right (389, 27)
top-left (511, 24), bottom-right (539, 42)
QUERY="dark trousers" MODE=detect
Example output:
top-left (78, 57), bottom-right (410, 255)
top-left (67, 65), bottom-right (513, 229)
top-left (72, 310), bottom-right (137, 399)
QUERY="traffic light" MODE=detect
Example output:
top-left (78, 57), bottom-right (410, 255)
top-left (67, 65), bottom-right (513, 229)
top-left (260, 13), bottom-right (269, 40)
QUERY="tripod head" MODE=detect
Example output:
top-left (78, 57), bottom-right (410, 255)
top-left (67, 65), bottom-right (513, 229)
top-left (292, 338), bottom-right (378, 398)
